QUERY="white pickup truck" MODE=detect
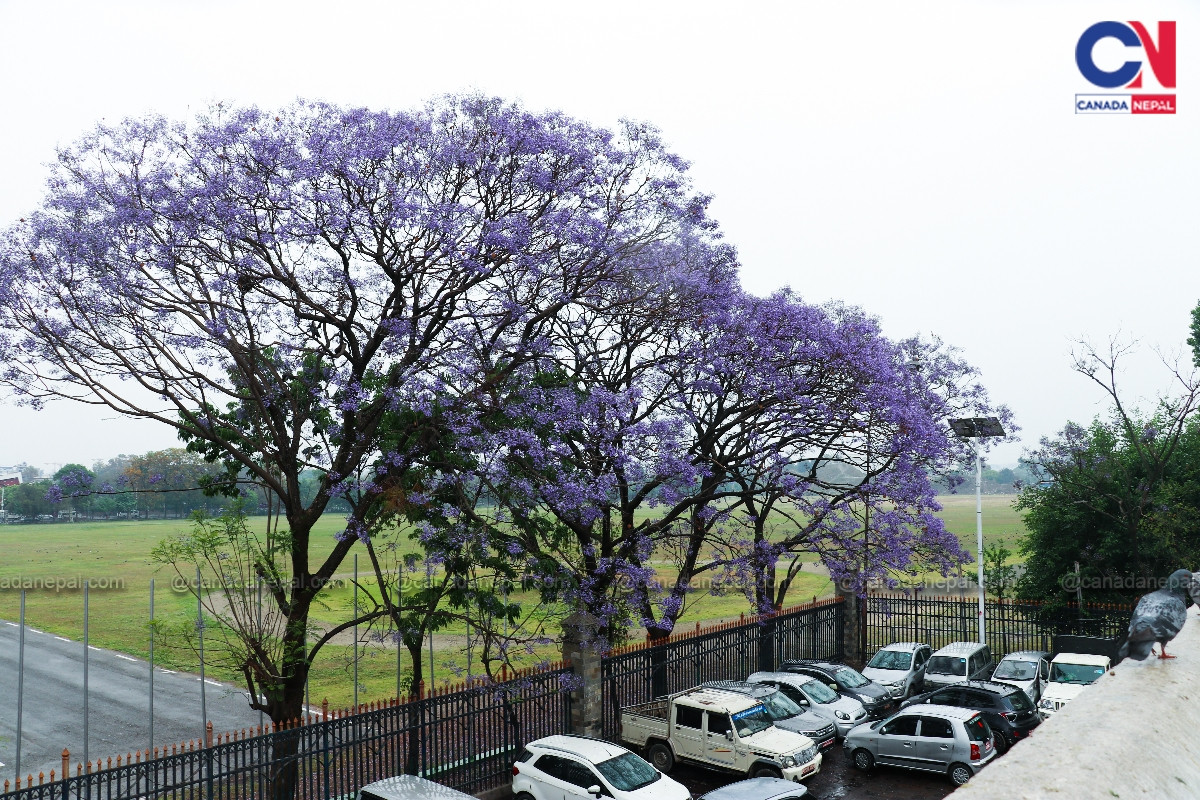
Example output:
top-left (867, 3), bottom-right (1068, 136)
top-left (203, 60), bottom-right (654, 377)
top-left (1036, 652), bottom-right (1111, 718)
top-left (620, 686), bottom-right (822, 783)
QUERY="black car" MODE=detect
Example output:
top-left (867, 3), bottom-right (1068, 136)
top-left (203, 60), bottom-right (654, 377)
top-left (781, 660), bottom-right (896, 720)
top-left (900, 679), bottom-right (1040, 754)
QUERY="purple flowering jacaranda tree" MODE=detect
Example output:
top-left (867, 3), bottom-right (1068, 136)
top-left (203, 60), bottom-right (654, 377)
top-left (455, 283), bottom-right (1012, 647)
top-left (0, 95), bottom-right (723, 745)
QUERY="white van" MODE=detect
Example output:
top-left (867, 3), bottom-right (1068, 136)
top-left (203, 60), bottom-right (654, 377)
top-left (923, 642), bottom-right (994, 692)
top-left (862, 642), bottom-right (932, 700)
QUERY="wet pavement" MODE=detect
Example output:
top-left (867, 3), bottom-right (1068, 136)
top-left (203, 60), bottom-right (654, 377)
top-left (670, 747), bottom-right (957, 800)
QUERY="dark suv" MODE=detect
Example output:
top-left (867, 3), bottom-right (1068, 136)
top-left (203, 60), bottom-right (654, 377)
top-left (900, 680), bottom-right (1040, 754)
top-left (781, 660), bottom-right (895, 720)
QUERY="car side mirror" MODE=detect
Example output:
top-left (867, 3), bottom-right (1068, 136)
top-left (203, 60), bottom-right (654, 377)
top-left (587, 786), bottom-right (603, 799)
top-left (724, 730), bottom-right (733, 741)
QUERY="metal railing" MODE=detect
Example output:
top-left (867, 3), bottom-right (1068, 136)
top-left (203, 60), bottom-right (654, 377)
top-left (601, 597), bottom-right (845, 740)
top-left (865, 593), bottom-right (1132, 658)
top-left (1, 667), bottom-right (572, 800)
top-left (2, 598), bottom-right (849, 800)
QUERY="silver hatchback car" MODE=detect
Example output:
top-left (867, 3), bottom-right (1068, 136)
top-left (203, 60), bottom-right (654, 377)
top-left (842, 704), bottom-right (996, 786)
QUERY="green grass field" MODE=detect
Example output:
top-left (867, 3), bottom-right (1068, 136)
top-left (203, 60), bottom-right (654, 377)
top-left (0, 494), bottom-right (1023, 711)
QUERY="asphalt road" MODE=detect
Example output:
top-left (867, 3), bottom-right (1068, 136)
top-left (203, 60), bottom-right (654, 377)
top-left (0, 619), bottom-right (264, 785)
top-left (669, 748), bottom-right (957, 800)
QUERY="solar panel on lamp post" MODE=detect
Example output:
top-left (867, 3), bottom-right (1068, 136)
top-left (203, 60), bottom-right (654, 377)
top-left (948, 416), bottom-right (1006, 646)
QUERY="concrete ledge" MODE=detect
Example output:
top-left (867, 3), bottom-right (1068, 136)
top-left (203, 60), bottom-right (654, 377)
top-left (952, 604), bottom-right (1200, 799)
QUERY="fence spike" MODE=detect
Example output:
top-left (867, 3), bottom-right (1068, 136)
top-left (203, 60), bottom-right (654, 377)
top-left (107, 756), bottom-right (112, 770)
top-left (26, 775), bottom-right (32, 788)
top-left (38, 772), bottom-right (45, 786)
top-left (86, 761), bottom-right (93, 774)
top-left (4, 779), bottom-right (9, 793)
top-left (76, 763), bottom-right (82, 777)
top-left (50, 771), bottom-right (56, 783)
top-left (63, 749), bottom-right (70, 777)
top-left (117, 754), bottom-right (123, 768)
top-left (206, 721), bottom-right (214, 747)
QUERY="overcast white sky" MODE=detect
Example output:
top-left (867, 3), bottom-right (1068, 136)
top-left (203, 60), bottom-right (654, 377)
top-left (0, 0), bottom-right (1196, 473)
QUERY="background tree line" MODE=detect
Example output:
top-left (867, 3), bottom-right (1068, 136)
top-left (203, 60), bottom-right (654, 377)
top-left (2, 451), bottom-right (351, 519)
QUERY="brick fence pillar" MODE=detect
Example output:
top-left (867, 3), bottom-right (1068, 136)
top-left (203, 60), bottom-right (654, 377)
top-left (836, 583), bottom-right (864, 666)
top-left (562, 611), bottom-right (603, 737)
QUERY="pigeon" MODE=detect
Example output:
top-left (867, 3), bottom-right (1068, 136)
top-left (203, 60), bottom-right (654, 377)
top-left (1117, 569), bottom-right (1193, 661)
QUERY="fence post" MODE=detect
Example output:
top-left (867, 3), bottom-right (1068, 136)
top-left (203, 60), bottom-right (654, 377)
top-left (562, 611), bottom-right (603, 737)
top-left (322, 702), bottom-right (331, 800)
top-left (835, 584), bottom-right (861, 665)
top-left (205, 721), bottom-right (215, 800)
top-left (757, 609), bottom-right (777, 671)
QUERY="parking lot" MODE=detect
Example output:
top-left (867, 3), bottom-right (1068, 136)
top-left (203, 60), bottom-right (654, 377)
top-left (668, 748), bottom-right (957, 800)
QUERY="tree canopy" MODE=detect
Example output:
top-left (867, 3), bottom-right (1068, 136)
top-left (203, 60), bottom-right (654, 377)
top-left (1017, 334), bottom-right (1200, 606)
top-left (0, 94), bottom-right (736, 724)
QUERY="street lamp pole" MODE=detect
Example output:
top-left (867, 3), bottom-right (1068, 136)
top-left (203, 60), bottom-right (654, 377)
top-left (974, 434), bottom-right (984, 644)
top-left (948, 417), bottom-right (1005, 646)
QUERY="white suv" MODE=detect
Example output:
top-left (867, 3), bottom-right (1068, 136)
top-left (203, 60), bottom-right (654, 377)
top-left (514, 735), bottom-right (691, 800)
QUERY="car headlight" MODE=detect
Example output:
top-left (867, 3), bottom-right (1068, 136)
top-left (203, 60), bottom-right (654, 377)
top-left (835, 710), bottom-right (850, 720)
top-left (1038, 699), bottom-right (1053, 709)
top-left (781, 755), bottom-right (796, 767)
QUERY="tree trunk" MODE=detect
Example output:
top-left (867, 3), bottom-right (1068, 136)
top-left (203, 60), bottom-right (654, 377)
top-left (405, 640), bottom-right (425, 774)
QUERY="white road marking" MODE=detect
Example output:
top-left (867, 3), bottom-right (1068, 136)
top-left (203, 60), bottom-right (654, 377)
top-left (4, 622), bottom-right (16, 627)
top-left (158, 669), bottom-right (176, 674)
top-left (56, 636), bottom-right (72, 642)
top-left (88, 645), bottom-right (102, 651)
top-left (204, 679), bottom-right (222, 686)
top-left (115, 654), bottom-right (138, 662)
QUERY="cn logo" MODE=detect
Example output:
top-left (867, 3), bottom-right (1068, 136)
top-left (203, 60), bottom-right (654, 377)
top-left (1076, 21), bottom-right (1176, 89)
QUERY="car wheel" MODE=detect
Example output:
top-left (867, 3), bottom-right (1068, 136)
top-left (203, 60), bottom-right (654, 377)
top-left (515, 793), bottom-right (534, 800)
top-left (993, 734), bottom-right (1009, 755)
top-left (852, 748), bottom-right (874, 771)
top-left (647, 742), bottom-right (674, 773)
top-left (750, 764), bottom-right (782, 779)
top-left (948, 762), bottom-right (973, 786)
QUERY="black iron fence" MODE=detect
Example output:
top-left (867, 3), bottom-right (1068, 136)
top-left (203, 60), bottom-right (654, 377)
top-left (600, 597), bottom-right (845, 740)
top-left (865, 593), bottom-right (1133, 658)
top-left (1, 666), bottom-right (572, 800)
top-left (2, 598), bottom-right (848, 800)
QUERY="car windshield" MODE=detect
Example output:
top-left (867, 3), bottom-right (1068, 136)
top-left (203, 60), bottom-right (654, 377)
top-left (867, 650), bottom-right (912, 670)
top-left (1049, 662), bottom-right (1106, 684)
top-left (759, 690), bottom-right (804, 720)
top-left (595, 753), bottom-right (660, 791)
top-left (926, 656), bottom-right (967, 676)
top-left (835, 667), bottom-right (869, 688)
top-left (799, 679), bottom-right (839, 703)
top-left (731, 705), bottom-right (774, 737)
top-left (993, 660), bottom-right (1037, 681)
